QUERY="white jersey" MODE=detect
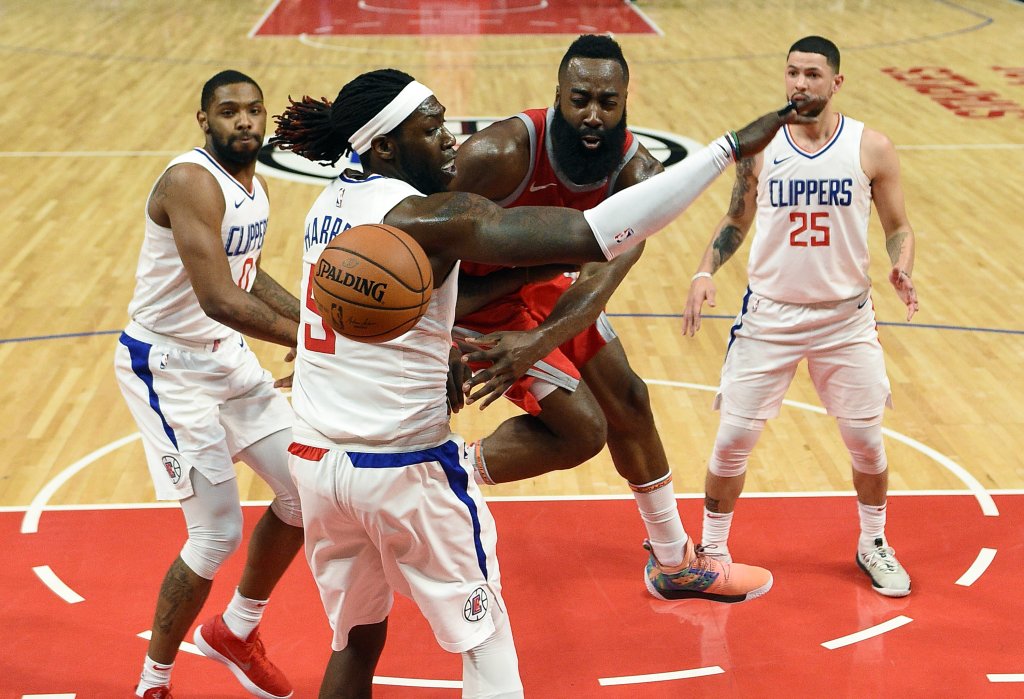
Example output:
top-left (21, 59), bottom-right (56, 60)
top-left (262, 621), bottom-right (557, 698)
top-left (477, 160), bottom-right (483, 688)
top-left (291, 172), bottom-right (455, 450)
top-left (748, 115), bottom-right (873, 304)
top-left (128, 148), bottom-right (270, 342)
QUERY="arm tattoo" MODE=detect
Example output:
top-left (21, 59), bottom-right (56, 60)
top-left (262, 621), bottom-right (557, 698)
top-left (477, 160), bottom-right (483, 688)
top-left (727, 157), bottom-right (755, 219)
top-left (886, 230), bottom-right (908, 266)
top-left (150, 173), bottom-right (171, 204)
top-left (251, 269), bottom-right (301, 322)
top-left (712, 224), bottom-right (744, 272)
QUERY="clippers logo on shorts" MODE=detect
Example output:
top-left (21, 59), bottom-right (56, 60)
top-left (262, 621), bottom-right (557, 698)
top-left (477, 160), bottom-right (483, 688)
top-left (464, 587), bottom-right (489, 622)
top-left (258, 119), bottom-right (702, 185)
top-left (161, 455), bottom-right (182, 484)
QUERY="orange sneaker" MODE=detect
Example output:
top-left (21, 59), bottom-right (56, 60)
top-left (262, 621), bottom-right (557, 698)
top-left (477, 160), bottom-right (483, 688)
top-left (137, 686), bottom-right (173, 699)
top-left (194, 614), bottom-right (293, 699)
top-left (644, 539), bottom-right (773, 603)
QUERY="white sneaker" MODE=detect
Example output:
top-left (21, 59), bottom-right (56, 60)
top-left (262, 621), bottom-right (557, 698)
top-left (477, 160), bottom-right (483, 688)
top-left (857, 537), bottom-right (911, 597)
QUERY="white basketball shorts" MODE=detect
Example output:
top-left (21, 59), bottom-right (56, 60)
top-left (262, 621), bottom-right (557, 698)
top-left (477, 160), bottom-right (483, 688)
top-left (288, 435), bottom-right (506, 654)
top-left (715, 288), bottom-right (893, 420)
top-left (114, 321), bottom-right (293, 500)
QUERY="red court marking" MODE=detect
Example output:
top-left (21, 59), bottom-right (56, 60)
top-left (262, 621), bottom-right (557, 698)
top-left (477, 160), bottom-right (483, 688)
top-left (881, 66), bottom-right (1024, 119)
top-left (2, 494), bottom-right (1021, 697)
top-left (254, 0), bottom-right (659, 37)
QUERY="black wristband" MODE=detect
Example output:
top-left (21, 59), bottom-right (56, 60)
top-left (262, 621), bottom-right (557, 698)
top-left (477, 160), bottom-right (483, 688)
top-left (777, 101), bottom-right (797, 117)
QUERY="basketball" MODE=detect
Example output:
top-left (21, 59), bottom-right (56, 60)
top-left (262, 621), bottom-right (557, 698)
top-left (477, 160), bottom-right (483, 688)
top-left (311, 224), bottom-right (433, 343)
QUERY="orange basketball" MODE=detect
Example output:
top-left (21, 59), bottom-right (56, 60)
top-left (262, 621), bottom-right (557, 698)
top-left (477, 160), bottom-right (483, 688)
top-left (312, 224), bottom-right (433, 343)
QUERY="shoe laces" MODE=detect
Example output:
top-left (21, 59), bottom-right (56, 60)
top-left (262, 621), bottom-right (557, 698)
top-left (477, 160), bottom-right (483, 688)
top-left (696, 543), bottom-right (727, 558)
top-left (862, 544), bottom-right (899, 573)
top-left (692, 545), bottom-right (730, 578)
top-left (247, 631), bottom-right (266, 659)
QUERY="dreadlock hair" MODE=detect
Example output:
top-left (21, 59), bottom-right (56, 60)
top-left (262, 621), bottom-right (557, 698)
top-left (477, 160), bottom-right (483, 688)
top-left (201, 70), bottom-right (262, 112)
top-left (270, 69), bottom-right (416, 166)
top-left (789, 35), bottom-right (841, 73)
top-left (558, 34), bottom-right (629, 82)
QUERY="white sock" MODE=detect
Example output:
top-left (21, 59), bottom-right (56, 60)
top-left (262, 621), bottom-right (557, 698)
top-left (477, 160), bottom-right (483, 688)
top-left (469, 440), bottom-right (495, 485)
top-left (631, 473), bottom-right (688, 567)
top-left (701, 506), bottom-right (734, 559)
top-left (223, 588), bottom-right (268, 641)
top-left (137, 655), bottom-right (173, 694)
top-left (858, 500), bottom-right (887, 551)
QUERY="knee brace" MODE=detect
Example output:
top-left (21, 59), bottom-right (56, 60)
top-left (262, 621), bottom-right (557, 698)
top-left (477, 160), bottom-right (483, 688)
top-left (178, 472), bottom-right (244, 580)
top-left (838, 416), bottom-right (888, 475)
top-left (461, 617), bottom-right (524, 699)
top-left (708, 415), bottom-right (765, 478)
top-left (237, 430), bottom-right (303, 528)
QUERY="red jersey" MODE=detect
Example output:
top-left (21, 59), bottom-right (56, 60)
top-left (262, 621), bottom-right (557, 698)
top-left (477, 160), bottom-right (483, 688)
top-left (454, 108), bottom-right (638, 415)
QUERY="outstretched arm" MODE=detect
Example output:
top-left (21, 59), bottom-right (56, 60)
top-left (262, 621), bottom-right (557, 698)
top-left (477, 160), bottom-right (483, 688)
top-left (864, 128), bottom-right (918, 321)
top-left (387, 98), bottom-right (826, 284)
top-left (681, 154), bottom-right (760, 336)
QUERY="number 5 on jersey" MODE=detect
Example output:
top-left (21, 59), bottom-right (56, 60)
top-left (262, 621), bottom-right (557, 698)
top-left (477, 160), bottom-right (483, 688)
top-left (303, 264), bottom-right (336, 354)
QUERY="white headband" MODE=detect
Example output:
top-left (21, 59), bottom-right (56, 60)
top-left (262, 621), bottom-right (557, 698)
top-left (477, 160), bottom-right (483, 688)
top-left (349, 80), bottom-right (435, 155)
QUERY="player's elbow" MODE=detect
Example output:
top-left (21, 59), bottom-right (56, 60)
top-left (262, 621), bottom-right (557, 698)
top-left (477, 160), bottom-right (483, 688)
top-left (196, 290), bottom-right (240, 325)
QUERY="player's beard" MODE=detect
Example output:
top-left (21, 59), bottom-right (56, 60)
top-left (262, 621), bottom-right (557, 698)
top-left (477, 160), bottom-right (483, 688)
top-left (549, 107), bottom-right (628, 185)
top-left (209, 130), bottom-right (261, 167)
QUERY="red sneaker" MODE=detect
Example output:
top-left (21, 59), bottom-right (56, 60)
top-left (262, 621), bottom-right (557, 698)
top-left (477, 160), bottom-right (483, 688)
top-left (193, 614), bottom-right (293, 699)
top-left (137, 685), bottom-right (173, 698)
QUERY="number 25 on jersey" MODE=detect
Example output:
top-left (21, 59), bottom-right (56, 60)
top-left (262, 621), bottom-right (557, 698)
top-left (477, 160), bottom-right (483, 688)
top-left (789, 211), bottom-right (831, 247)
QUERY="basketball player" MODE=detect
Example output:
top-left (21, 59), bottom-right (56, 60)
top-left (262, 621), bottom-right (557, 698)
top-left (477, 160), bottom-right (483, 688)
top-left (271, 68), bottom-right (821, 695)
top-left (114, 71), bottom-right (304, 698)
top-left (448, 34), bottom-right (769, 603)
top-left (682, 36), bottom-right (919, 597)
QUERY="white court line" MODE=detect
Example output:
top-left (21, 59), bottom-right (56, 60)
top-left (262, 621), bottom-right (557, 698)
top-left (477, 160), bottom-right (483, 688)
top-left (23, 694), bottom-right (76, 698)
top-left (372, 676), bottom-right (462, 688)
top-left (21, 433), bottom-right (141, 534)
top-left (599, 666), bottom-right (724, 686)
top-left (822, 615), bottom-right (913, 650)
top-left (880, 428), bottom-right (998, 516)
top-left (31, 566), bottom-right (84, 604)
top-left (956, 548), bottom-right (997, 586)
top-left (988, 674), bottom-right (1024, 682)
top-left (137, 630), bottom-right (202, 656)
top-left (623, 0), bottom-right (665, 36)
top-left (248, 0), bottom-right (284, 38)
top-left (646, 380), bottom-right (999, 517)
